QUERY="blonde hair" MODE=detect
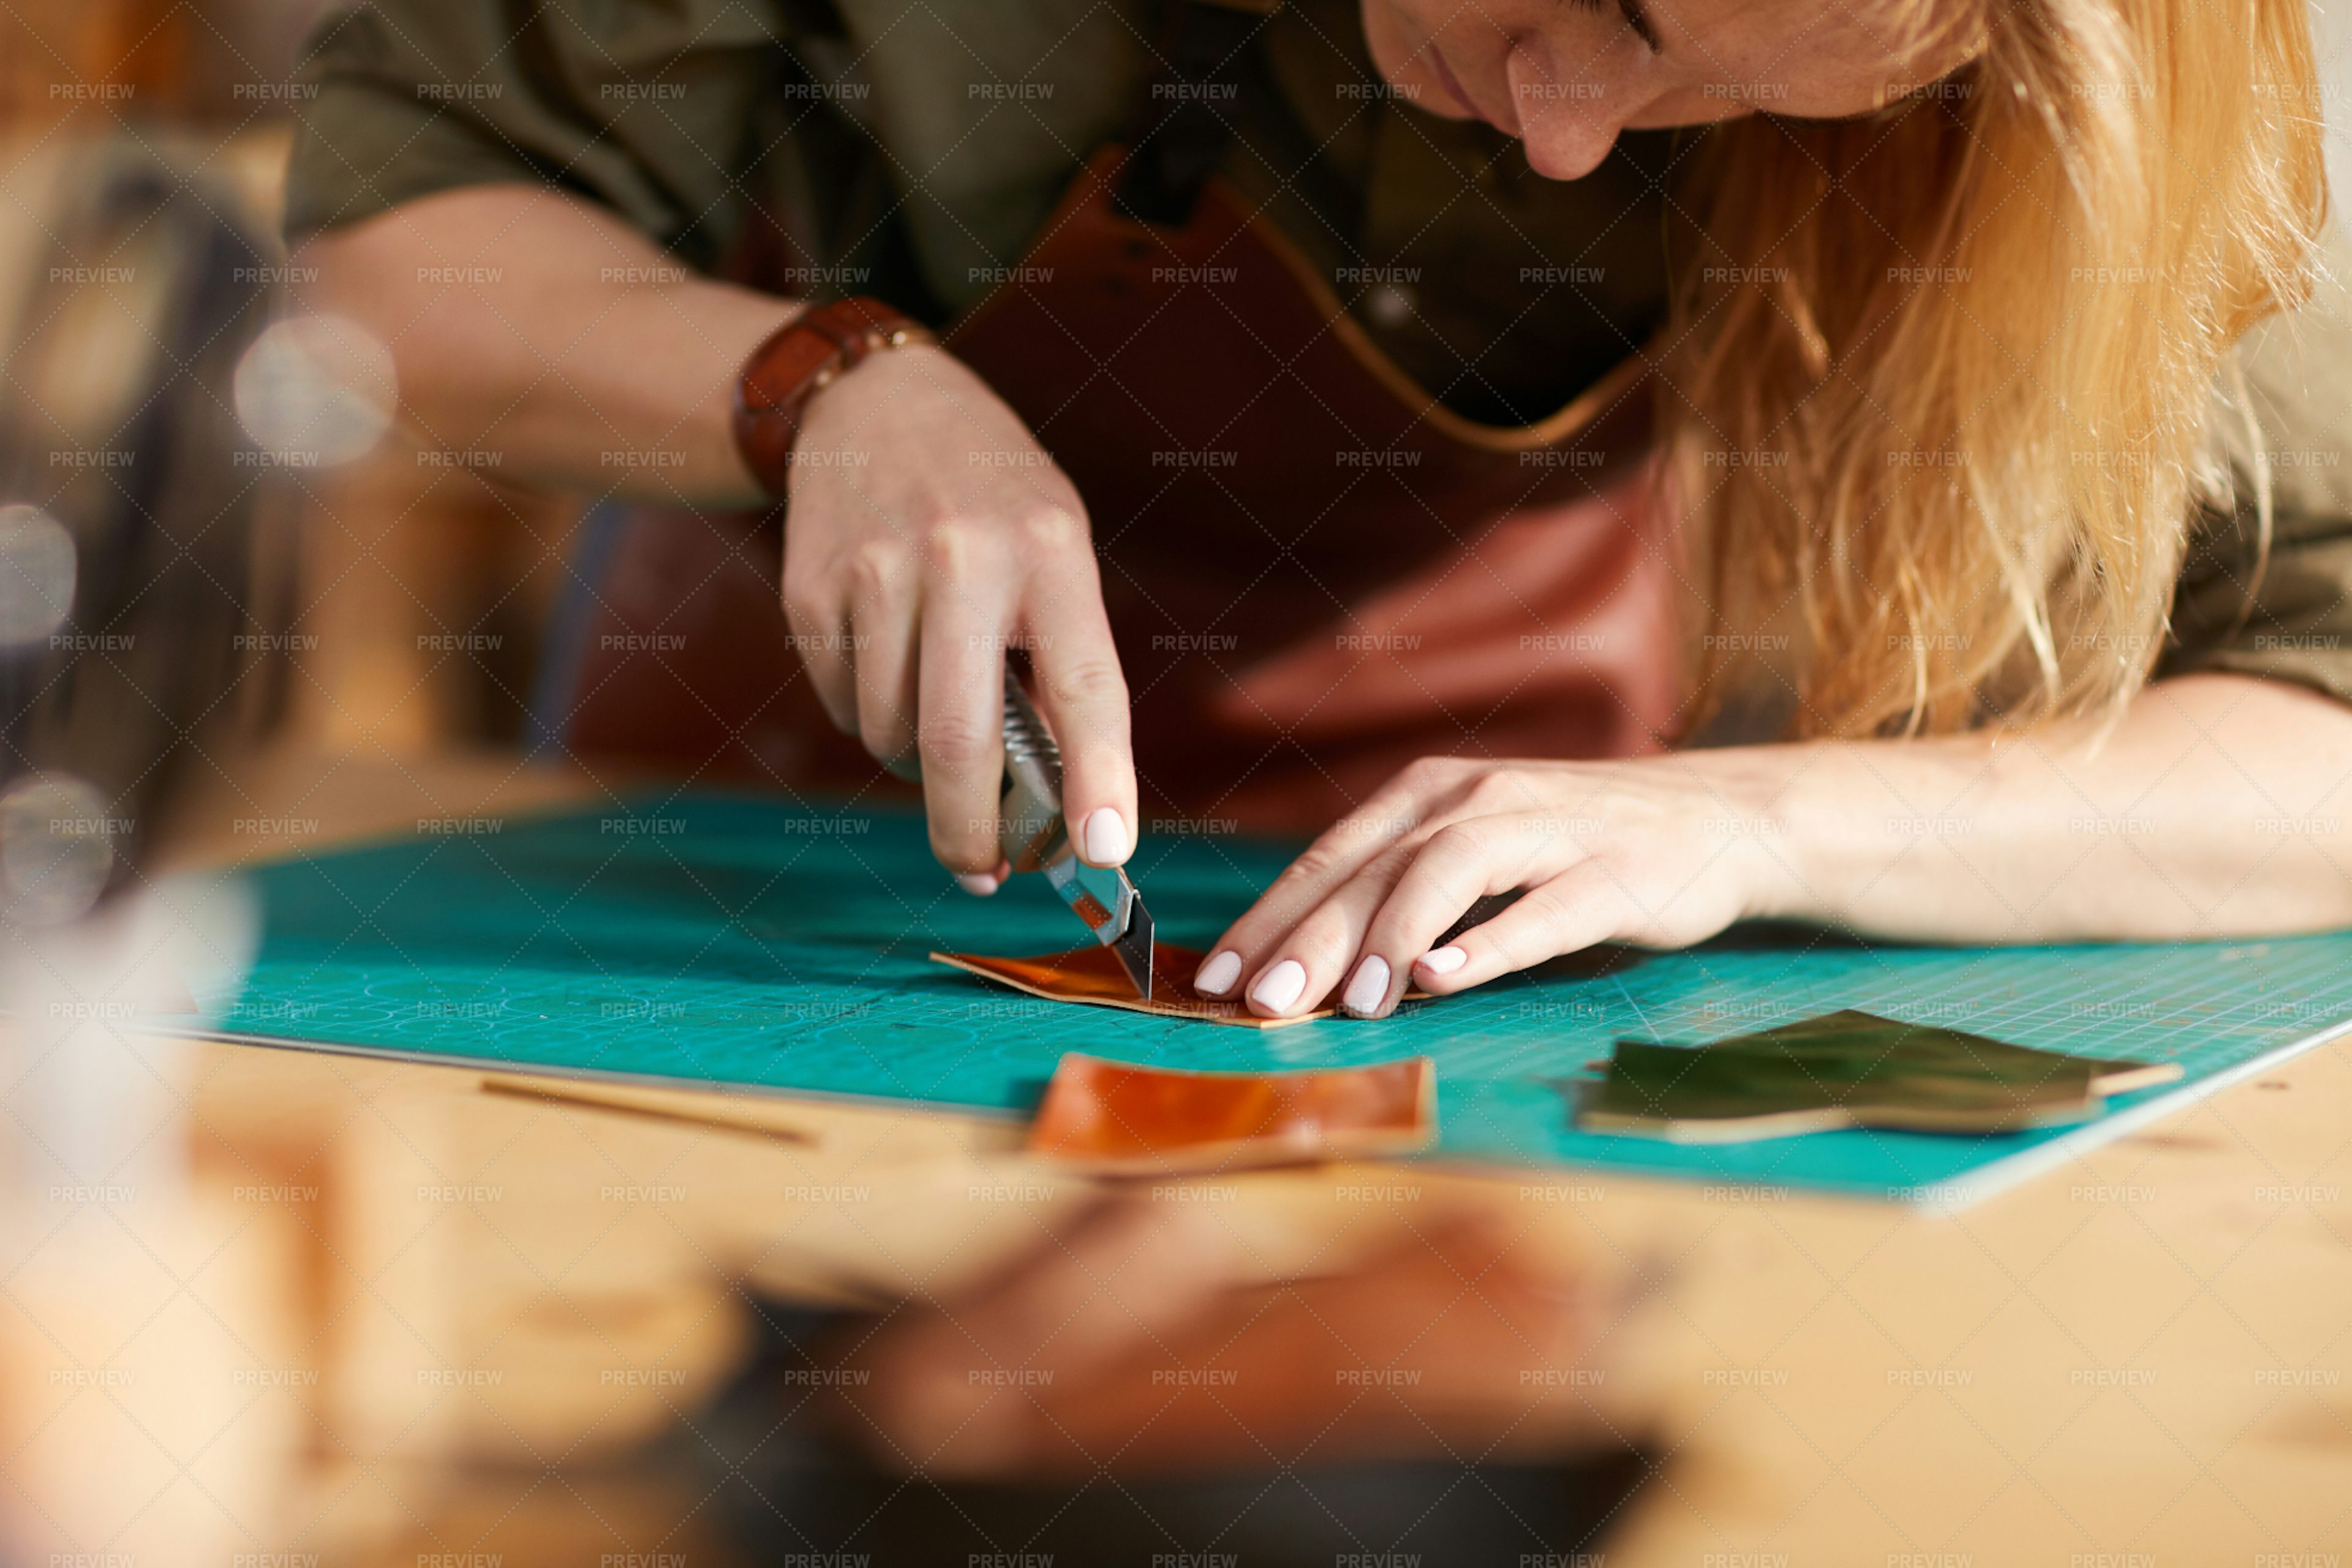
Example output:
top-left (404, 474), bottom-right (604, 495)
top-left (1665, 0), bottom-right (2326, 737)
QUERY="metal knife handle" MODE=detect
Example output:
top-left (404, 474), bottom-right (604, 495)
top-left (998, 671), bottom-right (1068, 873)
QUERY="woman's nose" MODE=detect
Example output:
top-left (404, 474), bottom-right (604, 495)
top-left (1506, 37), bottom-right (1640, 180)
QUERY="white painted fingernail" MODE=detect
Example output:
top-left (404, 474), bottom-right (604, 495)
top-left (1417, 945), bottom-right (1468, 976)
top-left (1250, 959), bottom-right (1308, 1014)
top-left (1080, 807), bottom-right (1131, 865)
top-left (1195, 949), bottom-right (1242, 995)
top-left (956, 872), bottom-right (1001, 897)
top-left (1343, 956), bottom-right (1390, 1016)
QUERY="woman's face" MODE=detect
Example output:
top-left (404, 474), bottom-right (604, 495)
top-left (1362, 0), bottom-right (1982, 179)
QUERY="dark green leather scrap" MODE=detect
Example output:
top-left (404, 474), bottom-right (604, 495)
top-left (1578, 1009), bottom-right (2182, 1143)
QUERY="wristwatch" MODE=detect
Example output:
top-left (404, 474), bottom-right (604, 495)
top-left (732, 296), bottom-right (935, 501)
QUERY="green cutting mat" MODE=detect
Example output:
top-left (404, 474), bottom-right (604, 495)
top-left (204, 793), bottom-right (2352, 1207)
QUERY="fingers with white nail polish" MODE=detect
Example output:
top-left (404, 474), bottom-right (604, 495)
top-left (1248, 959), bottom-right (1308, 1014)
top-left (1193, 787), bottom-right (1436, 1001)
top-left (1080, 805), bottom-right (1131, 867)
top-left (1341, 954), bottom-right (1391, 1017)
top-left (1408, 862), bottom-right (1630, 992)
top-left (1194, 949), bottom-right (1242, 995)
top-left (956, 856), bottom-right (1011, 897)
top-left (1215, 842), bottom-right (1421, 1017)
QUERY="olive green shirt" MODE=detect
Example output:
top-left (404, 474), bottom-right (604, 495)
top-left (2167, 232), bottom-right (2352, 698)
top-left (282, 0), bottom-right (2352, 707)
top-left (284, 0), bottom-right (1676, 424)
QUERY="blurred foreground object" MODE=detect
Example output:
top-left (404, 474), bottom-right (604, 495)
top-left (0, 131), bottom-right (288, 1556)
top-left (839, 1193), bottom-right (1630, 1478)
top-left (0, 137), bottom-right (271, 925)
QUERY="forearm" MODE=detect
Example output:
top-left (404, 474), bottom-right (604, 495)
top-left (1742, 674), bottom-right (2352, 941)
top-left (295, 183), bottom-right (795, 505)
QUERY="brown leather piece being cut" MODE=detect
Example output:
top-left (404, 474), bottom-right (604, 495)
top-left (1027, 1052), bottom-right (1437, 1174)
top-left (931, 941), bottom-right (1433, 1027)
top-left (931, 942), bottom-right (1315, 1028)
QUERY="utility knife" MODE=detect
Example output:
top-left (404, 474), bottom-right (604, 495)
top-left (892, 671), bottom-right (1155, 999)
top-left (994, 672), bottom-right (1154, 999)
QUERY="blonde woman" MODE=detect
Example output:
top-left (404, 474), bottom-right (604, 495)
top-left (293, 0), bottom-right (2347, 1028)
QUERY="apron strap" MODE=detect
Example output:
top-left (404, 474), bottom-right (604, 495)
top-left (1114, 0), bottom-right (1280, 226)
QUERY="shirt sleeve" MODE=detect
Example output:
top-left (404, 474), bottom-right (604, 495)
top-left (2163, 228), bottom-right (2352, 702)
top-left (282, 0), bottom-right (802, 271)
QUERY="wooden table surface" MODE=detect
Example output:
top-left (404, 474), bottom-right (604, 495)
top-left (7, 744), bottom-right (2346, 1565)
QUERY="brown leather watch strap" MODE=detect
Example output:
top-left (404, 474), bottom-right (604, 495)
top-left (732, 296), bottom-right (935, 501)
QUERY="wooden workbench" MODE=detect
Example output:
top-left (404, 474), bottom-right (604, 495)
top-left (6, 744), bottom-right (2345, 1564)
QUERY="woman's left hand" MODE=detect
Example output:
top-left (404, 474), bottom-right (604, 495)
top-left (1194, 753), bottom-right (1801, 1020)
top-left (1197, 677), bottom-right (2352, 1019)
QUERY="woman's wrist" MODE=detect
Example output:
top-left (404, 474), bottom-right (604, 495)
top-left (1712, 720), bottom-right (2143, 943)
top-left (733, 298), bottom-right (937, 502)
top-left (1672, 741), bottom-right (1850, 927)
top-left (1660, 732), bottom-right (2013, 931)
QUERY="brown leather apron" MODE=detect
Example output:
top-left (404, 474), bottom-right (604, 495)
top-left (563, 4), bottom-right (1681, 831)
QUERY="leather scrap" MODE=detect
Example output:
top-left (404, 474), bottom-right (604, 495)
top-left (1027, 1052), bottom-right (1436, 1174)
top-left (1577, 1008), bottom-right (2183, 1143)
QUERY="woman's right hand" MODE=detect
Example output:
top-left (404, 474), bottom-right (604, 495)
top-left (782, 343), bottom-right (1137, 890)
